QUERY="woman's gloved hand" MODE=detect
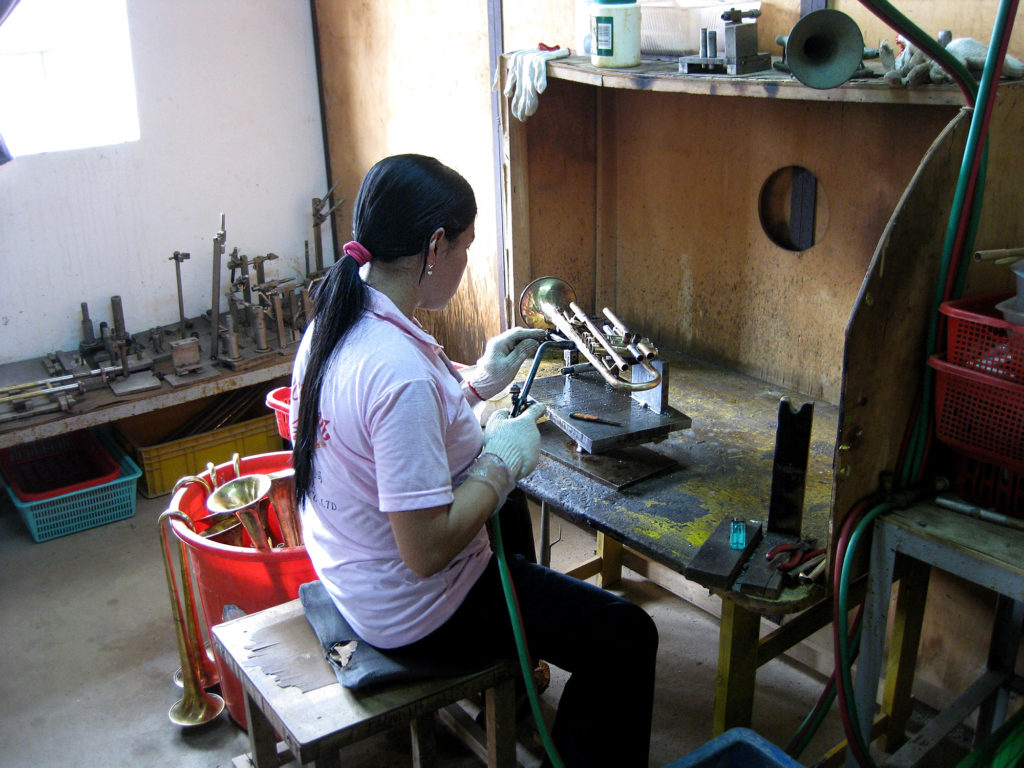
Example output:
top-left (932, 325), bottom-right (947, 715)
top-left (467, 327), bottom-right (546, 401)
top-left (483, 401), bottom-right (547, 481)
top-left (464, 401), bottom-right (547, 506)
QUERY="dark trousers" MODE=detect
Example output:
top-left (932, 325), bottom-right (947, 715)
top-left (391, 491), bottom-right (659, 768)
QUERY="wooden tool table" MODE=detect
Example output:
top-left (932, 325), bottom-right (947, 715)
top-left (848, 504), bottom-right (1024, 768)
top-left (518, 351), bottom-right (838, 735)
top-left (0, 351), bottom-right (294, 451)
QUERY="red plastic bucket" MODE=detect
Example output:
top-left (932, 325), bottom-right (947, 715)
top-left (168, 450), bottom-right (317, 728)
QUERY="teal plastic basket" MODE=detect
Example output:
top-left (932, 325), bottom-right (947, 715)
top-left (2, 432), bottom-right (141, 542)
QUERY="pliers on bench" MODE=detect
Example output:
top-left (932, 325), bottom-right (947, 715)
top-left (766, 541), bottom-right (826, 573)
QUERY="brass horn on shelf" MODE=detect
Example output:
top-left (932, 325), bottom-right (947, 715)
top-left (519, 276), bottom-right (662, 392)
top-left (206, 474), bottom-right (273, 550)
top-left (776, 8), bottom-right (866, 90)
top-left (158, 509), bottom-right (225, 727)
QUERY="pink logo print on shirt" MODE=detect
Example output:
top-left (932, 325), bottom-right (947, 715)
top-left (316, 414), bottom-right (331, 448)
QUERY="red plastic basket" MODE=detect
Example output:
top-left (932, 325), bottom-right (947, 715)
top-left (265, 386), bottom-right (291, 441)
top-left (940, 292), bottom-right (1024, 383)
top-left (0, 429), bottom-right (121, 502)
top-left (951, 453), bottom-right (1024, 519)
top-left (929, 354), bottom-right (1024, 474)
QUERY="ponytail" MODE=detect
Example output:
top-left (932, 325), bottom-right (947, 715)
top-left (293, 258), bottom-right (364, 508)
top-left (292, 154), bottom-right (477, 510)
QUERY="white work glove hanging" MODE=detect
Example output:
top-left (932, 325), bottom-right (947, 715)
top-left (467, 327), bottom-right (546, 401)
top-left (503, 46), bottom-right (570, 122)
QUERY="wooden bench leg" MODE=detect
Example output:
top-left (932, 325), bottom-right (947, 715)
top-left (486, 677), bottom-right (517, 768)
top-left (244, 691), bottom-right (283, 768)
top-left (596, 532), bottom-right (623, 588)
top-left (882, 558), bottom-right (930, 751)
top-left (713, 598), bottom-right (761, 735)
top-left (411, 713), bottom-right (438, 767)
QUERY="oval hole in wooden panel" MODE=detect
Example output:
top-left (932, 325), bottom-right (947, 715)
top-left (759, 165), bottom-right (829, 252)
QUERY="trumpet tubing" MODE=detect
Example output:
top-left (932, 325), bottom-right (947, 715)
top-left (267, 468), bottom-right (302, 548)
top-left (519, 277), bottom-right (662, 392)
top-left (158, 509), bottom-right (224, 727)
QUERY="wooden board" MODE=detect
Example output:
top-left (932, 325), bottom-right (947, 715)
top-left (835, 85), bottom-right (1024, 530)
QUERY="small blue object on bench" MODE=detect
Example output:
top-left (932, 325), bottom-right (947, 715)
top-left (663, 727), bottom-right (804, 768)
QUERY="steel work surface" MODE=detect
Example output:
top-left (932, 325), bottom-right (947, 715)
top-left (518, 351), bottom-right (837, 591)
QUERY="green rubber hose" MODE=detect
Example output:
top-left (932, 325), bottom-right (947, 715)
top-left (488, 515), bottom-right (566, 768)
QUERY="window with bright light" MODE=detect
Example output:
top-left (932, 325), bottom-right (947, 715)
top-left (0, 0), bottom-right (139, 157)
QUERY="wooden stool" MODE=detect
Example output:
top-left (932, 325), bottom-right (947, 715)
top-left (211, 598), bottom-right (520, 768)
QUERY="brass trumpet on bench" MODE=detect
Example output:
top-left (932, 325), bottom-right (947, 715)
top-left (519, 276), bottom-right (662, 392)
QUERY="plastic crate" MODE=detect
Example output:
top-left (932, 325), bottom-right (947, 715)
top-left (663, 727), bottom-right (803, 767)
top-left (1, 432), bottom-right (141, 542)
top-left (940, 292), bottom-right (1024, 382)
top-left (115, 409), bottom-right (285, 498)
top-left (951, 453), bottom-right (1024, 519)
top-left (265, 386), bottom-right (291, 441)
top-left (0, 429), bottom-right (120, 502)
top-left (930, 354), bottom-right (1024, 475)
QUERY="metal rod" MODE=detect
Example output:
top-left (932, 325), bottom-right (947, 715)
top-left (934, 494), bottom-right (1024, 531)
top-left (511, 339), bottom-right (573, 416)
top-left (210, 214), bottom-right (226, 361)
top-left (171, 251), bottom-right (190, 339)
top-left (974, 247), bottom-right (1024, 261)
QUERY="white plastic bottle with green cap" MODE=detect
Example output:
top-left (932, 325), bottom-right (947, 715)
top-left (590, 0), bottom-right (641, 67)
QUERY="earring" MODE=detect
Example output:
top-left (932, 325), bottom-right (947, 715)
top-left (426, 263), bottom-right (434, 276)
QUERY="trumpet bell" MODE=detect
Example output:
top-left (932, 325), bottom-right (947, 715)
top-left (519, 276), bottom-right (576, 331)
top-left (207, 474), bottom-right (273, 550)
top-left (206, 474), bottom-right (271, 514)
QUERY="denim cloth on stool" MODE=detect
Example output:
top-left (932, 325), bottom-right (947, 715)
top-left (298, 580), bottom-right (472, 689)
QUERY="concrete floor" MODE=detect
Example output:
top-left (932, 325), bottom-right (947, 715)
top-left (0, 488), bottom-right (906, 768)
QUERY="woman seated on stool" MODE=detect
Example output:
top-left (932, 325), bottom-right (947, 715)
top-left (290, 154), bottom-right (658, 768)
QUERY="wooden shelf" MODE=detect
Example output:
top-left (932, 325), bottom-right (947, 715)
top-left (0, 354), bottom-right (294, 451)
top-left (547, 55), bottom-right (967, 105)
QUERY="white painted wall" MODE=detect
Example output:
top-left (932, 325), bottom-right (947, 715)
top-left (0, 0), bottom-right (329, 363)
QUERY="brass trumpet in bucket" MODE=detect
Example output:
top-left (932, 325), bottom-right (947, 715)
top-left (207, 474), bottom-right (274, 550)
top-left (519, 276), bottom-right (662, 392)
top-left (266, 467), bottom-right (301, 548)
top-left (175, 457), bottom-right (302, 550)
top-left (158, 509), bottom-right (225, 726)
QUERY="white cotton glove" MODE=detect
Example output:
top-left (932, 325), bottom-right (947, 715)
top-left (467, 327), bottom-right (546, 401)
top-left (503, 47), bottom-right (571, 122)
top-left (483, 401), bottom-right (547, 482)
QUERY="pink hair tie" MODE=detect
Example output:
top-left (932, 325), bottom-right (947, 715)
top-left (343, 240), bottom-right (373, 266)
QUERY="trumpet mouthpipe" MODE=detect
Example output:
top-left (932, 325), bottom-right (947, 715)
top-left (602, 307), bottom-right (629, 337)
top-left (569, 301), bottom-right (630, 372)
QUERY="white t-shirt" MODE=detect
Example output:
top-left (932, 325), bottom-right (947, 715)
top-left (290, 286), bottom-right (490, 648)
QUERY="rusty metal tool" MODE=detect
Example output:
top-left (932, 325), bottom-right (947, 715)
top-left (312, 182), bottom-right (343, 272)
top-left (766, 398), bottom-right (814, 537)
top-left (170, 251), bottom-right (190, 338)
top-left (210, 214), bottom-right (226, 360)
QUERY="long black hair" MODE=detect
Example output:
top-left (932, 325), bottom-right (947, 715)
top-left (293, 154), bottom-right (477, 508)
